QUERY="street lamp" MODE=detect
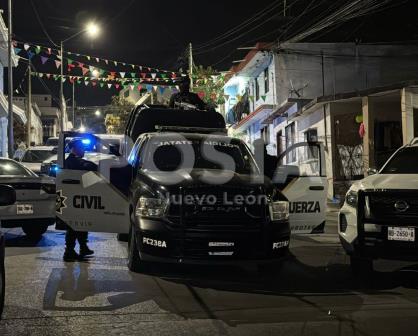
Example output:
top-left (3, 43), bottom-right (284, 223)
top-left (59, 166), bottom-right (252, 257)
top-left (59, 21), bottom-right (100, 134)
top-left (95, 109), bottom-right (101, 117)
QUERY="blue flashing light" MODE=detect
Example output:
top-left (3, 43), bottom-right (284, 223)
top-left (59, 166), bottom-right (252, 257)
top-left (82, 138), bottom-right (92, 145)
top-left (52, 166), bottom-right (59, 172)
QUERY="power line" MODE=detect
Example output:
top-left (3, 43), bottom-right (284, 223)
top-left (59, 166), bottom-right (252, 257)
top-left (29, 0), bottom-right (59, 47)
top-left (194, 0), bottom-right (285, 51)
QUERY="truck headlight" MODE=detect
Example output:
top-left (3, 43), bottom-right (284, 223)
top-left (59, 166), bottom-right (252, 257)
top-left (269, 201), bottom-right (289, 221)
top-left (135, 197), bottom-right (167, 218)
top-left (345, 190), bottom-right (358, 208)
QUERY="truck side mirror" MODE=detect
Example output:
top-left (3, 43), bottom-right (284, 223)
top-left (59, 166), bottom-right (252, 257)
top-left (0, 185), bottom-right (16, 206)
top-left (272, 165), bottom-right (300, 184)
top-left (367, 168), bottom-right (378, 176)
top-left (109, 144), bottom-right (121, 156)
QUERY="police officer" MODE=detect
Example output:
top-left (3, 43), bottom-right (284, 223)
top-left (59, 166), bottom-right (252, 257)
top-left (169, 77), bottom-right (206, 110)
top-left (63, 139), bottom-right (97, 262)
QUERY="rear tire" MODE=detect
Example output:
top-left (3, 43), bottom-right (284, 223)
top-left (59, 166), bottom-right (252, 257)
top-left (350, 256), bottom-right (373, 275)
top-left (22, 224), bottom-right (48, 239)
top-left (127, 226), bottom-right (146, 273)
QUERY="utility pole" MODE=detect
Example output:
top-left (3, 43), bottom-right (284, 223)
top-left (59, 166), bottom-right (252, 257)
top-left (321, 51), bottom-right (328, 149)
top-left (7, 0), bottom-right (14, 157)
top-left (72, 81), bottom-right (75, 128)
top-left (26, 60), bottom-right (32, 147)
top-left (188, 42), bottom-right (193, 90)
top-left (284, 0), bottom-right (287, 16)
top-left (59, 41), bottom-right (65, 134)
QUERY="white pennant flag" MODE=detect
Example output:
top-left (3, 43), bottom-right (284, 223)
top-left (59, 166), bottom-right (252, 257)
top-left (84, 81), bottom-right (89, 86)
top-left (120, 72), bottom-right (126, 78)
top-left (107, 83), bottom-right (112, 89)
top-left (151, 73), bottom-right (157, 79)
top-left (24, 43), bottom-right (30, 51)
top-left (96, 57), bottom-right (100, 63)
top-left (130, 85), bottom-right (134, 90)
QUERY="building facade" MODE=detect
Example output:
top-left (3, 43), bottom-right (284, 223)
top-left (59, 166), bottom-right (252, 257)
top-left (224, 42), bottom-right (418, 200)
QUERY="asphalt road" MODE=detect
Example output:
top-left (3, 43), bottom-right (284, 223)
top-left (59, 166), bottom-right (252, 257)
top-left (1, 212), bottom-right (418, 335)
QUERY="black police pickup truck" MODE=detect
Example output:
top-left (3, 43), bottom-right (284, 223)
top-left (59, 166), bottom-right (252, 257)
top-left (56, 108), bottom-right (291, 272)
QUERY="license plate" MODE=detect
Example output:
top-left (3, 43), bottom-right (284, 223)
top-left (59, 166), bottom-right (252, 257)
top-left (388, 227), bottom-right (415, 242)
top-left (17, 204), bottom-right (34, 215)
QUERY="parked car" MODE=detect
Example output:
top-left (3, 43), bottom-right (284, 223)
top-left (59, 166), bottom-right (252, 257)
top-left (0, 159), bottom-right (55, 239)
top-left (16, 146), bottom-right (56, 174)
top-left (0, 184), bottom-right (17, 319)
top-left (45, 137), bottom-right (59, 147)
top-left (339, 138), bottom-right (418, 274)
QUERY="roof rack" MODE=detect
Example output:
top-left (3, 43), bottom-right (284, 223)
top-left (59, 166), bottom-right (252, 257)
top-left (155, 125), bottom-right (227, 134)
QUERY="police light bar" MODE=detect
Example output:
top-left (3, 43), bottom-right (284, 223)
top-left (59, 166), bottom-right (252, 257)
top-left (154, 125), bottom-right (227, 134)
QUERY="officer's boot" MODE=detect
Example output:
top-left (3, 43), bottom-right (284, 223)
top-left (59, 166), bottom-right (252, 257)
top-left (63, 249), bottom-right (81, 262)
top-left (78, 232), bottom-right (94, 257)
top-left (79, 244), bottom-right (94, 257)
top-left (64, 229), bottom-right (81, 262)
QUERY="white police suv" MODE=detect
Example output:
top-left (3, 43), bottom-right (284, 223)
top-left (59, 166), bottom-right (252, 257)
top-left (339, 139), bottom-right (418, 274)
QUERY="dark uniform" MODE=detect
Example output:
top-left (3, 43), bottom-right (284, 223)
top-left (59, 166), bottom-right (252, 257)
top-left (64, 151), bottom-right (98, 260)
top-left (168, 91), bottom-right (207, 110)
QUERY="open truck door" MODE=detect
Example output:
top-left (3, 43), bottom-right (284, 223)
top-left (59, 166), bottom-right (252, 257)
top-left (273, 142), bottom-right (327, 234)
top-left (56, 132), bottom-right (130, 234)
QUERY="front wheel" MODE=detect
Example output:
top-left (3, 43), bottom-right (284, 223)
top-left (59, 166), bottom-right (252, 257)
top-left (127, 226), bottom-right (147, 273)
top-left (22, 224), bottom-right (48, 239)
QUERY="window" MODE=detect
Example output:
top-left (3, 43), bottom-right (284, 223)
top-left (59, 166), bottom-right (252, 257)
top-left (285, 123), bottom-right (296, 163)
top-left (304, 129), bottom-right (319, 160)
top-left (255, 78), bottom-right (260, 101)
top-left (381, 147), bottom-right (418, 174)
top-left (304, 129), bottom-right (318, 142)
top-left (264, 68), bottom-right (269, 93)
top-left (0, 160), bottom-right (32, 176)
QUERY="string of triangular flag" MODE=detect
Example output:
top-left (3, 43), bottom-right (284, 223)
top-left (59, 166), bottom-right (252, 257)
top-left (32, 71), bottom-right (179, 93)
top-left (13, 40), bottom-right (178, 75)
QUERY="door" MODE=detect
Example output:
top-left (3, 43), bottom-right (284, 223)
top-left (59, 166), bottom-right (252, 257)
top-left (274, 142), bottom-right (327, 234)
top-left (56, 132), bottom-right (130, 234)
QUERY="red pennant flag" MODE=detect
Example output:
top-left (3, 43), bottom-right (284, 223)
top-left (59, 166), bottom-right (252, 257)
top-left (115, 84), bottom-right (120, 89)
top-left (171, 73), bottom-right (177, 79)
top-left (46, 74), bottom-right (51, 79)
top-left (69, 78), bottom-right (75, 84)
top-left (140, 73), bottom-right (146, 79)
top-left (110, 72), bottom-right (116, 78)
top-left (47, 48), bottom-right (51, 55)
top-left (82, 67), bottom-right (89, 76)
top-left (137, 85), bottom-right (142, 91)
top-left (77, 62), bottom-right (84, 68)
top-left (92, 81), bottom-right (97, 87)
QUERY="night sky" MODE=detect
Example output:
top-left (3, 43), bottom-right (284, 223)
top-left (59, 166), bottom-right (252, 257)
top-left (1, 0), bottom-right (417, 106)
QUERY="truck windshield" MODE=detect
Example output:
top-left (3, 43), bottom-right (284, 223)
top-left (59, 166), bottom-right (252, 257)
top-left (380, 147), bottom-right (418, 174)
top-left (143, 136), bottom-right (258, 175)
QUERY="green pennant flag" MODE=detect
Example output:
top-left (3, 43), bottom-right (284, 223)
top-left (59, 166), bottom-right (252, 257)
top-left (35, 45), bottom-right (41, 54)
top-left (261, 95), bottom-right (267, 102)
top-left (53, 75), bottom-right (59, 80)
top-left (77, 80), bottom-right (81, 84)
top-left (130, 72), bottom-right (136, 78)
top-left (87, 56), bottom-right (91, 61)
top-left (100, 82), bottom-right (104, 88)
top-left (67, 59), bottom-right (73, 65)
top-left (160, 74), bottom-right (167, 79)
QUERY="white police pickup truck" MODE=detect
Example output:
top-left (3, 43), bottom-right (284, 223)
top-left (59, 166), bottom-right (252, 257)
top-left (339, 139), bottom-right (418, 274)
